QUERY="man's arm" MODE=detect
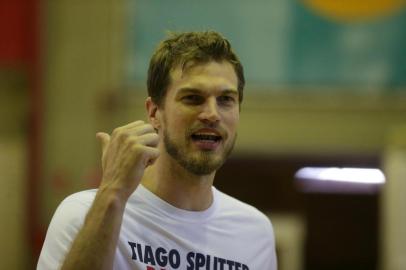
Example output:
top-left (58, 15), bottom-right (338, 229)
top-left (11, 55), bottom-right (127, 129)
top-left (60, 120), bottom-right (159, 270)
top-left (60, 187), bottom-right (125, 270)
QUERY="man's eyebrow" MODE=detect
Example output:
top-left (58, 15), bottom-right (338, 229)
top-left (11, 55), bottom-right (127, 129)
top-left (177, 88), bottom-right (202, 95)
top-left (221, 89), bottom-right (238, 96)
top-left (177, 87), bottom-right (238, 96)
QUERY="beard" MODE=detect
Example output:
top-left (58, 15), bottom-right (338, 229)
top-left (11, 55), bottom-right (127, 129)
top-left (163, 125), bottom-right (236, 176)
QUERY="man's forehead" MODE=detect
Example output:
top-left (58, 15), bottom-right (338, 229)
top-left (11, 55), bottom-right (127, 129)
top-left (172, 61), bottom-right (235, 82)
top-left (170, 66), bottom-right (237, 91)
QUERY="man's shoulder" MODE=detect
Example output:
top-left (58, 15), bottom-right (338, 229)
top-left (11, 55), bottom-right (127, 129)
top-left (52, 189), bottom-right (98, 223)
top-left (214, 188), bottom-right (271, 226)
top-left (61, 189), bottom-right (98, 206)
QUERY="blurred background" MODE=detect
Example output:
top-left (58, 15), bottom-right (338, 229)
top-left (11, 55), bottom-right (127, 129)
top-left (1, 0), bottom-right (406, 269)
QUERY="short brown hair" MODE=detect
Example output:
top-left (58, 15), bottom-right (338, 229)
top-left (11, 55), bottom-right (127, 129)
top-left (147, 31), bottom-right (245, 107)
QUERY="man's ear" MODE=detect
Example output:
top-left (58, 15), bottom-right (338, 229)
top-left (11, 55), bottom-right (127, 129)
top-left (146, 97), bottom-right (161, 130)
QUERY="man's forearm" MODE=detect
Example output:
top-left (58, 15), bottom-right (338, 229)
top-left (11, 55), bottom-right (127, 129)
top-left (61, 186), bottom-right (127, 270)
top-left (60, 122), bottom-right (158, 270)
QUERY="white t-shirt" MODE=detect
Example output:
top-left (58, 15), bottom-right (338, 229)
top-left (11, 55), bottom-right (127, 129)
top-left (37, 184), bottom-right (277, 270)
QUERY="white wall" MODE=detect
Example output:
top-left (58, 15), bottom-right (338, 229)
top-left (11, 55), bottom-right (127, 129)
top-left (382, 125), bottom-right (406, 270)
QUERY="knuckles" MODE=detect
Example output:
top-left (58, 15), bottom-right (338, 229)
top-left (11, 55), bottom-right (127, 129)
top-left (130, 144), bottom-right (143, 154)
top-left (109, 121), bottom-right (158, 156)
top-left (150, 133), bottom-right (159, 140)
top-left (130, 145), bottom-right (156, 161)
top-left (112, 127), bottom-right (125, 140)
top-left (124, 136), bottom-right (138, 146)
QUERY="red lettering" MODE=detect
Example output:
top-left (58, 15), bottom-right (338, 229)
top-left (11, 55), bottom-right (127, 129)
top-left (146, 266), bottom-right (166, 270)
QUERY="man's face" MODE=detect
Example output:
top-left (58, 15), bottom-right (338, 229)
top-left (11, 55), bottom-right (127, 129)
top-left (159, 60), bottom-right (240, 175)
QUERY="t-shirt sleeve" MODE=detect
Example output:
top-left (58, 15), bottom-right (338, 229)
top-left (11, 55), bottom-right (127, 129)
top-left (36, 195), bottom-right (91, 270)
top-left (267, 219), bottom-right (278, 270)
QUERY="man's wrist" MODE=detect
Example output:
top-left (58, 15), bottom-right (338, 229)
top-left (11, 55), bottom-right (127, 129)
top-left (95, 182), bottom-right (130, 212)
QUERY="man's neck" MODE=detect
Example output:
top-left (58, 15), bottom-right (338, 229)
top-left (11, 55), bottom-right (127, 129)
top-left (140, 154), bottom-right (215, 211)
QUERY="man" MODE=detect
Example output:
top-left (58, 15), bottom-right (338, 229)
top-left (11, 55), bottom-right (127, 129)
top-left (37, 31), bottom-right (277, 270)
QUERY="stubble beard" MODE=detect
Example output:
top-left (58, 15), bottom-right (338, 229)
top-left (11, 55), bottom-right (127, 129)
top-left (163, 127), bottom-right (236, 176)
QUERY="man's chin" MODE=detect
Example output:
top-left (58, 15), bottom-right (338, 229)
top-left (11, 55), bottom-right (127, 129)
top-left (164, 133), bottom-right (233, 175)
top-left (184, 155), bottom-right (225, 175)
top-left (183, 162), bottom-right (222, 176)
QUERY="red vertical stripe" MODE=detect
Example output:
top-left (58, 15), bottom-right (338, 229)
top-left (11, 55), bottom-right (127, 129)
top-left (0, 1), bottom-right (27, 65)
top-left (25, 0), bottom-right (44, 262)
top-left (1, 0), bottom-right (43, 265)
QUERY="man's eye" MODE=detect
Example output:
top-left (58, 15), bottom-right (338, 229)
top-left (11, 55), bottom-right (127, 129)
top-left (182, 95), bottom-right (204, 104)
top-left (218, 95), bottom-right (236, 105)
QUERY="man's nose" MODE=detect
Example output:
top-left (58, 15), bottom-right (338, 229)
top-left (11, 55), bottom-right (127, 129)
top-left (198, 98), bottom-right (220, 123)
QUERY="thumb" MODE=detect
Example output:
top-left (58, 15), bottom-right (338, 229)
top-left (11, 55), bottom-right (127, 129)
top-left (96, 132), bottom-right (110, 154)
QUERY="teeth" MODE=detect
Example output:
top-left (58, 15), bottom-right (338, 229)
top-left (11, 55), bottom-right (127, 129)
top-left (194, 133), bottom-right (217, 136)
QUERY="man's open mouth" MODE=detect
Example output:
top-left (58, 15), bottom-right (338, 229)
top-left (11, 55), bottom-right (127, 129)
top-left (191, 133), bottom-right (222, 142)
